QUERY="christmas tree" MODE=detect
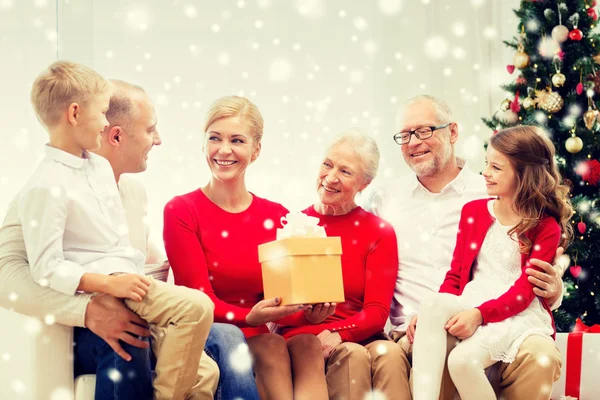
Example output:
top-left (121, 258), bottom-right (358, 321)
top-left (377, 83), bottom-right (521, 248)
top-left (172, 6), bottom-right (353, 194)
top-left (483, 0), bottom-right (600, 331)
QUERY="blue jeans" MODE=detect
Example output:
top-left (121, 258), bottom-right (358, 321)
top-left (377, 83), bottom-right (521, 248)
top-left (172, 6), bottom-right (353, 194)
top-left (205, 323), bottom-right (260, 400)
top-left (74, 327), bottom-right (153, 400)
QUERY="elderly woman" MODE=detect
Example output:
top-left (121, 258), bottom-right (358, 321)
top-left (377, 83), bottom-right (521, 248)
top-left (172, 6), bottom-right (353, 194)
top-left (163, 96), bottom-right (328, 400)
top-left (278, 130), bottom-right (404, 399)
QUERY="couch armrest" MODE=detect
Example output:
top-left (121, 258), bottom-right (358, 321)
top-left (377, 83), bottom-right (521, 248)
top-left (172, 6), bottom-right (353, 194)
top-left (0, 308), bottom-right (74, 400)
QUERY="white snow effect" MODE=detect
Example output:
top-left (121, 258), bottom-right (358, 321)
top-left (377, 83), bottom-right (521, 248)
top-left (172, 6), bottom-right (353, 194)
top-left (8, 292), bottom-right (17, 302)
top-left (24, 317), bottom-right (43, 336)
top-left (2, 353), bottom-right (10, 361)
top-left (482, 26), bottom-right (497, 39)
top-left (375, 343), bottom-right (388, 355)
top-left (534, 111), bottom-right (548, 125)
top-left (452, 46), bottom-right (466, 60)
top-left (269, 58), bottom-right (293, 82)
top-left (526, 18), bottom-right (540, 32)
top-left (368, 390), bottom-right (388, 400)
top-left (378, 0), bottom-right (403, 16)
top-left (257, 0), bottom-right (272, 8)
top-left (12, 380), bottom-right (26, 394)
top-left (363, 40), bottom-right (378, 56)
top-left (44, 314), bottom-right (56, 325)
top-left (452, 21), bottom-right (467, 37)
top-left (0, 0), bottom-right (15, 10)
top-left (236, 0), bottom-right (245, 8)
top-left (353, 16), bottom-right (369, 31)
top-left (443, 68), bottom-right (452, 76)
top-left (50, 387), bottom-right (74, 400)
top-left (226, 311), bottom-right (234, 320)
top-left (125, 5), bottom-right (152, 32)
top-left (107, 368), bottom-right (122, 382)
top-left (183, 4), bottom-right (198, 19)
top-left (294, 0), bottom-right (326, 20)
top-left (255, 20), bottom-right (264, 29)
top-left (211, 24), bottom-right (221, 33)
top-left (217, 52), bottom-right (231, 65)
top-left (350, 69), bottom-right (364, 84)
top-left (538, 37), bottom-right (560, 59)
top-left (221, 230), bottom-right (229, 238)
top-left (229, 343), bottom-right (253, 373)
top-left (264, 219), bottom-right (274, 229)
top-left (34, 0), bottom-right (48, 8)
top-left (424, 36), bottom-right (449, 60)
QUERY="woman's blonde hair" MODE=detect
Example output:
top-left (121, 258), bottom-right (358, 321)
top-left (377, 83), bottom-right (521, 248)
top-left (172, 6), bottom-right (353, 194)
top-left (204, 96), bottom-right (264, 145)
top-left (490, 125), bottom-right (574, 253)
top-left (30, 60), bottom-right (110, 127)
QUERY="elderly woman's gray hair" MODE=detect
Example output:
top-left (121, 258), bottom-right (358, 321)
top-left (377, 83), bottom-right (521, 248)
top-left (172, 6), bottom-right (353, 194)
top-left (326, 129), bottom-right (380, 183)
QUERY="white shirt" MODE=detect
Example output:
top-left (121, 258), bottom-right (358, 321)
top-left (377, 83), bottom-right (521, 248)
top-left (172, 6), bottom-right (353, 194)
top-left (365, 158), bottom-right (487, 331)
top-left (17, 146), bottom-right (145, 295)
top-left (0, 172), bottom-right (161, 327)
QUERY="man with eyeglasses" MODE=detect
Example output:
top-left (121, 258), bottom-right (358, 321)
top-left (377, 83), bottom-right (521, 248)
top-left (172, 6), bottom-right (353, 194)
top-left (365, 95), bottom-right (564, 400)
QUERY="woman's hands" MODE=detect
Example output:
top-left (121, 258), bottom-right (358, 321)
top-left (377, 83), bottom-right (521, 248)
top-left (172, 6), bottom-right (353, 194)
top-left (246, 297), bottom-right (307, 327)
top-left (304, 302), bottom-right (337, 324)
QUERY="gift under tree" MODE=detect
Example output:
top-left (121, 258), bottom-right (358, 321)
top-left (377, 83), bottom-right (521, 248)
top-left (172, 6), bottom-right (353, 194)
top-left (483, 0), bottom-right (600, 332)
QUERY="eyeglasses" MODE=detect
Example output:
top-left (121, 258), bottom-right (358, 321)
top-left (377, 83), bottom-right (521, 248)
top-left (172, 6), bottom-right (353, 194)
top-left (393, 122), bottom-right (452, 145)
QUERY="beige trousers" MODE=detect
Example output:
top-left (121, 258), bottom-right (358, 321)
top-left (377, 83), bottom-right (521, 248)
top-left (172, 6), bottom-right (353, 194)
top-left (125, 277), bottom-right (215, 400)
top-left (324, 332), bottom-right (561, 400)
top-left (325, 338), bottom-right (409, 400)
top-left (395, 330), bottom-right (562, 400)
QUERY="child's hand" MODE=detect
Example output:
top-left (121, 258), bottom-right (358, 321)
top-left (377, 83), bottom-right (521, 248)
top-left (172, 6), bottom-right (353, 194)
top-left (304, 302), bottom-right (337, 324)
top-left (108, 274), bottom-right (151, 302)
top-left (407, 314), bottom-right (418, 343)
top-left (445, 309), bottom-right (482, 340)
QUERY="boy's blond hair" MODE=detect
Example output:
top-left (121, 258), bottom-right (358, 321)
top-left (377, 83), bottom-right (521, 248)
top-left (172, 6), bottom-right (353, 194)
top-left (30, 61), bottom-right (110, 128)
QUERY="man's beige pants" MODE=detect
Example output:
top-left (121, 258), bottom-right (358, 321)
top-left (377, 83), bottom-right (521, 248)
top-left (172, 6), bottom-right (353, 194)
top-left (324, 332), bottom-right (561, 400)
top-left (125, 277), bottom-right (215, 400)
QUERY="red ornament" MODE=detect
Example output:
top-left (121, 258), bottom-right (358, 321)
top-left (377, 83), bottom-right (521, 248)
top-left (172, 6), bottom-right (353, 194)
top-left (588, 8), bottom-right (599, 21)
top-left (510, 91), bottom-right (521, 113)
top-left (569, 29), bottom-right (583, 41)
top-left (578, 221), bottom-right (587, 234)
top-left (577, 82), bottom-right (584, 95)
top-left (575, 159), bottom-right (600, 185)
top-left (570, 265), bottom-right (582, 278)
top-left (592, 0), bottom-right (597, 6)
top-left (506, 65), bottom-right (515, 74)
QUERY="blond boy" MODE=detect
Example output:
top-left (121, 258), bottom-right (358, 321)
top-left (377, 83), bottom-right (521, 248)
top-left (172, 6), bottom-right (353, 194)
top-left (20, 61), bottom-right (214, 400)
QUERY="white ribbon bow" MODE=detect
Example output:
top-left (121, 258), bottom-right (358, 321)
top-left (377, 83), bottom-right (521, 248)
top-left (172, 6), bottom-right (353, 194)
top-left (276, 212), bottom-right (327, 239)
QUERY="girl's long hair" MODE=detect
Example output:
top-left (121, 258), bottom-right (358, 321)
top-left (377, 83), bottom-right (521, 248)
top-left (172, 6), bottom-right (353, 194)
top-left (490, 125), bottom-right (573, 253)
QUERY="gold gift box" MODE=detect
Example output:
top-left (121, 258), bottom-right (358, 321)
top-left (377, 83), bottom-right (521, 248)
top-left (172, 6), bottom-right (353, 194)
top-left (258, 237), bottom-right (345, 306)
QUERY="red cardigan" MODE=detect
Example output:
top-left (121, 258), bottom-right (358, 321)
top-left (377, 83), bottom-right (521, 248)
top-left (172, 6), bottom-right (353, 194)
top-left (438, 198), bottom-right (560, 338)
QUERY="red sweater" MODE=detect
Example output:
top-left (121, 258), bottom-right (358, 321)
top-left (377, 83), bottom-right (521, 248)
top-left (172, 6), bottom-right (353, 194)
top-left (439, 198), bottom-right (560, 338)
top-left (163, 189), bottom-right (288, 337)
top-left (279, 206), bottom-right (399, 343)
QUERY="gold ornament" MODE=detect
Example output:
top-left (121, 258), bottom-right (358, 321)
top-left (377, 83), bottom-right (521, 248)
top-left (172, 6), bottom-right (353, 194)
top-left (500, 99), bottom-right (511, 111)
top-left (565, 136), bottom-right (584, 153)
top-left (584, 107), bottom-right (599, 130)
top-left (523, 97), bottom-right (535, 110)
top-left (539, 90), bottom-right (564, 113)
top-left (514, 45), bottom-right (530, 69)
top-left (552, 73), bottom-right (566, 87)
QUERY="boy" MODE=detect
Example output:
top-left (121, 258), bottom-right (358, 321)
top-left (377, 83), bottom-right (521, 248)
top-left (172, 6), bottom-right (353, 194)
top-left (19, 60), bottom-right (214, 400)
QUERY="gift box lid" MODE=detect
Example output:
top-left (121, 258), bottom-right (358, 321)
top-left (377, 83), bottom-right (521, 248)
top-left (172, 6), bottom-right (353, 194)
top-left (258, 237), bottom-right (342, 263)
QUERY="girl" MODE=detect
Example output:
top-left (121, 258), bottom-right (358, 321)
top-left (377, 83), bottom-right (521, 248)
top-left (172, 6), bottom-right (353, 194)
top-left (412, 125), bottom-right (573, 400)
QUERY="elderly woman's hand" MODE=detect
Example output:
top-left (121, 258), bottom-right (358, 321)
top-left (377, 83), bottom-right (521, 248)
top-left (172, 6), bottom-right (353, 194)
top-left (317, 329), bottom-right (342, 359)
top-left (304, 302), bottom-right (337, 324)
